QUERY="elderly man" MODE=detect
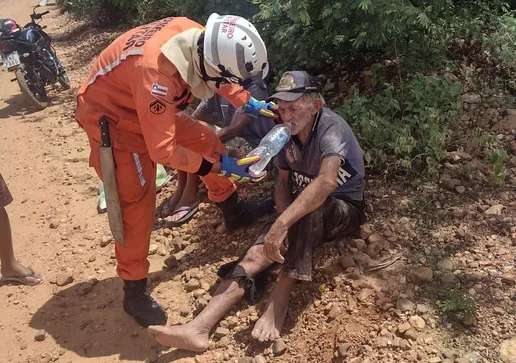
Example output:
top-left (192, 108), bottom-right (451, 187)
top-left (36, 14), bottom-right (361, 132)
top-left (163, 72), bottom-right (276, 226)
top-left (147, 71), bottom-right (366, 350)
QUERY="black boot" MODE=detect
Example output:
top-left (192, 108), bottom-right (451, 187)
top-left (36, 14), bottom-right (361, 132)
top-left (217, 192), bottom-right (275, 232)
top-left (123, 278), bottom-right (167, 328)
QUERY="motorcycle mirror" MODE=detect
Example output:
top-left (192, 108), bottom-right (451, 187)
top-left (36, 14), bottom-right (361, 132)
top-left (38, 0), bottom-right (48, 7)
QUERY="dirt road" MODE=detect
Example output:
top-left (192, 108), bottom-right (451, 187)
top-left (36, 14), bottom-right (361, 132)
top-left (1, 2), bottom-right (515, 363)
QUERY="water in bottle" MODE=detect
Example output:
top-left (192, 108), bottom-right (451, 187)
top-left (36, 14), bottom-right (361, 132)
top-left (248, 123), bottom-right (292, 175)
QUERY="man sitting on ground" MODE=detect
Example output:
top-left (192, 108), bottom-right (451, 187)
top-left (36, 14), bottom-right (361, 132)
top-left (148, 71), bottom-right (366, 350)
top-left (163, 72), bottom-right (276, 226)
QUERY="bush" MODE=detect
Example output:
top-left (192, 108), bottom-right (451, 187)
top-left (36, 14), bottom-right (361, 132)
top-left (336, 73), bottom-right (462, 175)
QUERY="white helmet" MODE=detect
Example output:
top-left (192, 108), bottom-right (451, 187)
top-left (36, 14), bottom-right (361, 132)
top-left (203, 13), bottom-right (268, 83)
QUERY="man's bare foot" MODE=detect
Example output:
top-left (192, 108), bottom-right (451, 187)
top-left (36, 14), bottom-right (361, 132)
top-left (162, 192), bottom-right (183, 217)
top-left (251, 278), bottom-right (294, 342)
top-left (1, 261), bottom-right (43, 285)
top-left (147, 323), bottom-right (209, 352)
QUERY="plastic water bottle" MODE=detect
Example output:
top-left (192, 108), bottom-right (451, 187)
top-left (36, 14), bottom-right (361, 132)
top-left (248, 123), bottom-right (292, 174)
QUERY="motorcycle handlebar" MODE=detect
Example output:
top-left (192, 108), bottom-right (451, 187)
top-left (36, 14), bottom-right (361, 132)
top-left (0, 35), bottom-right (14, 41)
top-left (40, 11), bottom-right (50, 16)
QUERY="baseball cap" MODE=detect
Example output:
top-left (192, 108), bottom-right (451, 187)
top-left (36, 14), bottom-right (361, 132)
top-left (267, 71), bottom-right (321, 102)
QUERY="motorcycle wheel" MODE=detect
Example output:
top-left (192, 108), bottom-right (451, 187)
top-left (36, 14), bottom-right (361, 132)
top-left (58, 71), bottom-right (71, 90)
top-left (15, 64), bottom-right (49, 110)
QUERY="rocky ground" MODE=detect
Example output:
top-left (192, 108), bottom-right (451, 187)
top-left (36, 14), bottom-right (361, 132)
top-left (0, 1), bottom-right (515, 363)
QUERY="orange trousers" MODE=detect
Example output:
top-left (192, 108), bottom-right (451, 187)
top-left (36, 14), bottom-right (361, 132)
top-left (88, 118), bottom-right (236, 280)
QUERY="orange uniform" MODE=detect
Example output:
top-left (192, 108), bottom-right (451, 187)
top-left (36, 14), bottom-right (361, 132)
top-left (76, 17), bottom-right (250, 280)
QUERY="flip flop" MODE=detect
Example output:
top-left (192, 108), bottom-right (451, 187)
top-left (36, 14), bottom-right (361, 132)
top-left (165, 203), bottom-right (200, 227)
top-left (0, 268), bottom-right (44, 286)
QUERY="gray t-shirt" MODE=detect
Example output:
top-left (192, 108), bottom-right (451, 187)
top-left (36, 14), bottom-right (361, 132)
top-left (196, 77), bottom-right (276, 148)
top-left (277, 108), bottom-right (365, 201)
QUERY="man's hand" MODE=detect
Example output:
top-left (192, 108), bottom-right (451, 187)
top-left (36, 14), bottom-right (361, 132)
top-left (263, 220), bottom-right (288, 263)
top-left (218, 154), bottom-right (266, 183)
top-left (243, 97), bottom-right (278, 118)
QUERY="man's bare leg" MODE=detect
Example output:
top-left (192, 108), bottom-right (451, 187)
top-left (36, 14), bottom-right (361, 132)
top-left (251, 275), bottom-right (296, 342)
top-left (0, 207), bottom-right (42, 284)
top-left (166, 173), bottom-right (200, 222)
top-left (148, 245), bottom-right (272, 352)
top-left (162, 170), bottom-right (187, 216)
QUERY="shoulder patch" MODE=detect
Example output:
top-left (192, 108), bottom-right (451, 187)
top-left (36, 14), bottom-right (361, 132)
top-left (151, 84), bottom-right (168, 97)
top-left (149, 99), bottom-right (166, 115)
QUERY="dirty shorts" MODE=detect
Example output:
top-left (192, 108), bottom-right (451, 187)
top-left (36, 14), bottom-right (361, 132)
top-left (255, 195), bottom-right (366, 281)
top-left (0, 171), bottom-right (13, 208)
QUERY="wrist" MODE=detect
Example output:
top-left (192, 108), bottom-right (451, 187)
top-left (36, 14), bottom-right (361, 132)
top-left (211, 161), bottom-right (222, 174)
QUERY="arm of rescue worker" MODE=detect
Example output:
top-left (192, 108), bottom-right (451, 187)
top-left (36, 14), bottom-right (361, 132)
top-left (216, 83), bottom-right (277, 118)
top-left (133, 64), bottom-right (214, 176)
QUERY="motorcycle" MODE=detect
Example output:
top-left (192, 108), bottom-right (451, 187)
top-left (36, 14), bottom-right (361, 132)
top-left (0, 0), bottom-right (70, 110)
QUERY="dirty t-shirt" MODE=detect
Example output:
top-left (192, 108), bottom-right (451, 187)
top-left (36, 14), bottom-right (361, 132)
top-left (276, 108), bottom-right (365, 201)
top-left (195, 76), bottom-right (276, 148)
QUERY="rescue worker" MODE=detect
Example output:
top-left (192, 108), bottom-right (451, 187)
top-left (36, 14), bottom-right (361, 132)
top-left (75, 14), bottom-right (277, 328)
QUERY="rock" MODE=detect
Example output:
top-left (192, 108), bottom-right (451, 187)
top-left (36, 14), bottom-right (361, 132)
top-left (442, 349), bottom-right (458, 359)
top-left (213, 327), bottom-right (230, 339)
top-left (353, 251), bottom-right (372, 265)
top-left (56, 274), bottom-right (74, 286)
top-left (455, 359), bottom-right (469, 363)
top-left (350, 239), bottom-right (367, 251)
top-left (359, 225), bottom-right (372, 239)
top-left (499, 336), bottom-right (516, 363)
top-left (185, 278), bottom-right (200, 292)
top-left (397, 297), bottom-right (415, 312)
top-left (398, 322), bottom-right (411, 334)
top-left (157, 246), bottom-right (168, 256)
top-left (164, 255), bottom-right (178, 269)
top-left (368, 233), bottom-right (383, 244)
top-left (492, 112), bottom-right (516, 132)
top-left (100, 236), bottom-right (112, 247)
top-left (359, 288), bottom-right (375, 302)
top-left (404, 329), bottom-right (418, 341)
top-left (442, 360), bottom-right (453, 363)
top-left (34, 330), bottom-right (46, 341)
top-left (502, 273), bottom-right (516, 285)
top-left (410, 267), bottom-right (433, 283)
top-left (462, 93), bottom-right (481, 104)
top-left (437, 259), bottom-right (454, 271)
top-left (461, 312), bottom-right (475, 326)
top-left (485, 204), bottom-right (504, 215)
top-left (216, 224), bottom-right (227, 234)
top-left (237, 358), bottom-right (253, 363)
top-left (337, 343), bottom-right (351, 357)
top-left (272, 339), bottom-right (287, 356)
top-left (323, 82), bottom-right (335, 92)
top-left (339, 255), bottom-right (356, 269)
top-left (149, 350), bottom-right (159, 362)
top-left (443, 179), bottom-right (461, 191)
top-left (376, 336), bottom-right (391, 347)
top-left (148, 244), bottom-right (158, 255)
top-left (328, 305), bottom-right (342, 321)
top-left (416, 304), bottom-right (430, 314)
top-left (350, 358), bottom-right (363, 363)
top-left (78, 282), bottom-right (94, 296)
top-left (441, 272), bottom-right (457, 283)
top-left (455, 186), bottom-right (466, 194)
top-left (366, 242), bottom-right (382, 258)
top-left (409, 316), bottom-right (426, 331)
top-left (179, 306), bottom-right (190, 317)
top-left (49, 220), bottom-right (60, 229)
top-left (254, 355), bottom-right (267, 363)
